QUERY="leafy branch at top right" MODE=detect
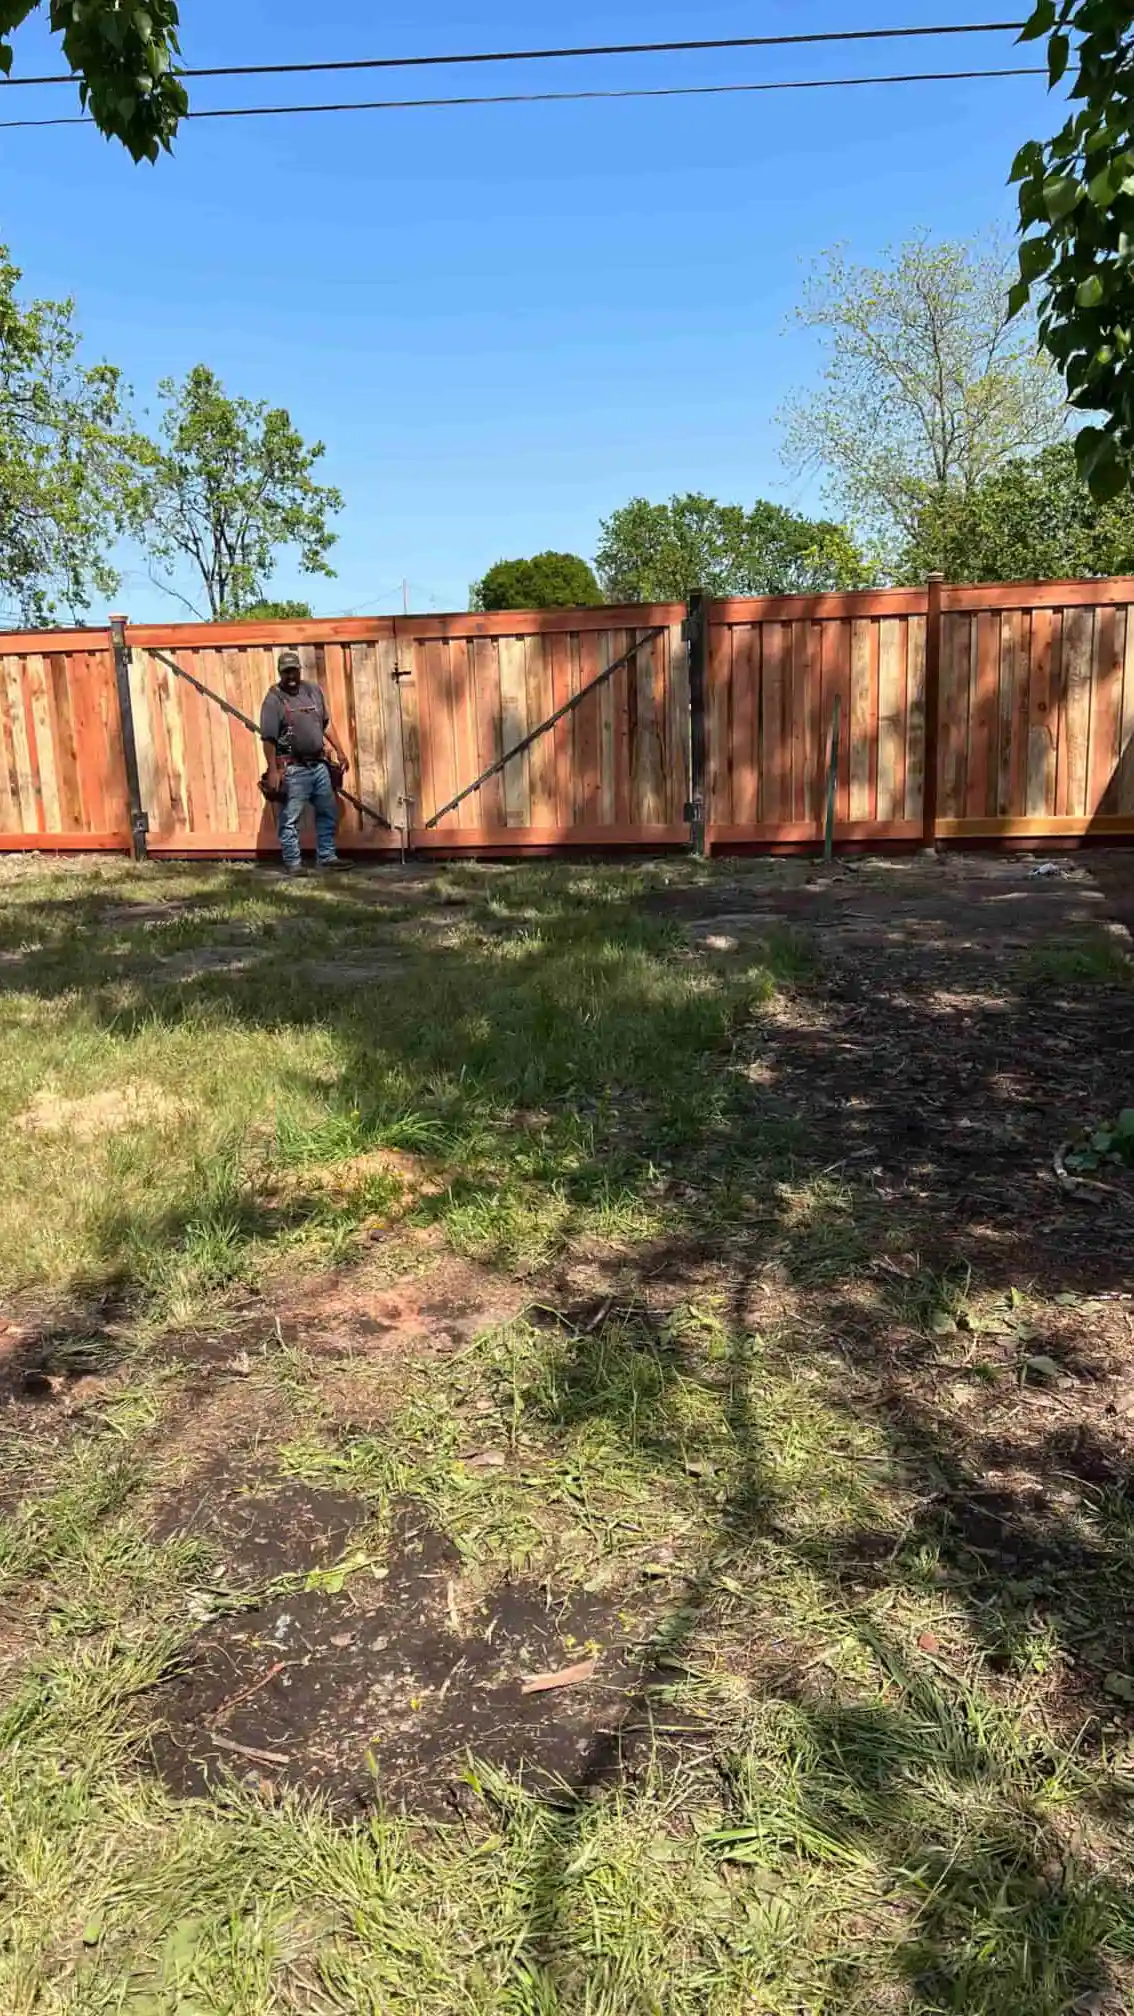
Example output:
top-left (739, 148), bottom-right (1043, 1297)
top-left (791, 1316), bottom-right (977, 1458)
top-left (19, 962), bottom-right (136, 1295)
top-left (1011, 0), bottom-right (1134, 500)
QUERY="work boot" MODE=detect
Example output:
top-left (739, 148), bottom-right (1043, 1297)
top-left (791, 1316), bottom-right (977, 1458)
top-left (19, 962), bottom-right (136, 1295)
top-left (319, 857), bottom-right (355, 872)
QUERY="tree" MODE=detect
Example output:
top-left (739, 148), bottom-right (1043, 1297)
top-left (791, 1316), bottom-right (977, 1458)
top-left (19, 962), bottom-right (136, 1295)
top-left (783, 236), bottom-right (1068, 560)
top-left (1009, 2), bottom-right (1134, 501)
top-left (903, 440), bottom-right (1134, 582)
top-left (237, 598), bottom-right (314, 622)
top-left (594, 493), bottom-right (868, 603)
top-left (473, 552), bottom-right (602, 611)
top-left (0, 0), bottom-right (187, 161)
top-left (130, 366), bottom-right (343, 621)
top-left (0, 240), bottom-right (135, 624)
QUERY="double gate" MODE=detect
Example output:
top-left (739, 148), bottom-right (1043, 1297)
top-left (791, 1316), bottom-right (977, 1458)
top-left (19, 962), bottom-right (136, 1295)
top-left (115, 604), bottom-right (695, 857)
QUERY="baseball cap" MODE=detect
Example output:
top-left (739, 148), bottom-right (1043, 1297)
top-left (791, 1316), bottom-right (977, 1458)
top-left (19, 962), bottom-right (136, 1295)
top-left (277, 649), bottom-right (302, 674)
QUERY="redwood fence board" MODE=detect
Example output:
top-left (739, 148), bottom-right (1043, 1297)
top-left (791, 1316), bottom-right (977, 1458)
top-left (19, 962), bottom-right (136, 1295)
top-left (3, 583), bottom-right (1134, 857)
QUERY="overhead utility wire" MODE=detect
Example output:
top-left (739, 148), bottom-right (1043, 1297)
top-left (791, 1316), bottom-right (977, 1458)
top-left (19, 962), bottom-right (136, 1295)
top-left (0, 67), bottom-right (1050, 130)
top-left (0, 21), bottom-right (1029, 89)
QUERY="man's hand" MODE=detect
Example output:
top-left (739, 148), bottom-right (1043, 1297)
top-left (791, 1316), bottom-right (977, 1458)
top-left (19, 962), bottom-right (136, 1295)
top-left (325, 741), bottom-right (348, 773)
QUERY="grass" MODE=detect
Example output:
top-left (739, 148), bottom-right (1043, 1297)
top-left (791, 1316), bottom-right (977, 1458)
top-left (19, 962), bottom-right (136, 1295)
top-left (1, 856), bottom-right (1133, 2013)
top-left (3, 1310), bottom-right (1132, 2013)
top-left (0, 860), bottom-right (794, 1309)
top-left (1016, 931), bottom-right (1133, 989)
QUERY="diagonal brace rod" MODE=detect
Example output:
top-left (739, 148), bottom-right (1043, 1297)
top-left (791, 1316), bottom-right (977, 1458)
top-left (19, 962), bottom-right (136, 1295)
top-left (424, 624), bottom-right (667, 829)
top-left (146, 643), bottom-right (393, 830)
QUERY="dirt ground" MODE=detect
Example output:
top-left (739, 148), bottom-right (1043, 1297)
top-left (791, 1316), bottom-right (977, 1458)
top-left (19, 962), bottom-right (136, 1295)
top-left (4, 848), bottom-right (1134, 1824)
top-left (150, 1493), bottom-right (660, 1813)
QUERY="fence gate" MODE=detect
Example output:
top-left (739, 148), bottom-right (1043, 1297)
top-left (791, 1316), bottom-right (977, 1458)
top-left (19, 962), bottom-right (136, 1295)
top-left (391, 608), bottom-right (693, 850)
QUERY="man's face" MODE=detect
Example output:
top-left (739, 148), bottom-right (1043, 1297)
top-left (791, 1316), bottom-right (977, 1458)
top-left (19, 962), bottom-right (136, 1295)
top-left (279, 659), bottom-right (302, 694)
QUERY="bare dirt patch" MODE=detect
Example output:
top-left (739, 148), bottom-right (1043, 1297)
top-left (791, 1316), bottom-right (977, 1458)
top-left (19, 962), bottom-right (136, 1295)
top-left (300, 955), bottom-right (407, 986)
top-left (97, 900), bottom-right (204, 926)
top-left (151, 947), bottom-right (270, 981)
top-left (15, 1083), bottom-right (190, 1139)
top-left (152, 1473), bottom-right (367, 1580)
top-left (261, 1249), bottom-right (528, 1362)
top-left (262, 1147), bottom-right (449, 1222)
top-left (150, 1502), bottom-right (658, 1812)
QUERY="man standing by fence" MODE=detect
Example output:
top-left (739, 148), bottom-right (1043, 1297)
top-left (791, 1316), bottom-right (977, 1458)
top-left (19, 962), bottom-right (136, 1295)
top-left (260, 649), bottom-right (352, 873)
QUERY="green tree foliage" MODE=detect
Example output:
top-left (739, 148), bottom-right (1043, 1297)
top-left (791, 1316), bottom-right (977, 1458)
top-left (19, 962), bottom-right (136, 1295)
top-left (1009, 1), bottom-right (1134, 500)
top-left (473, 552), bottom-right (602, 611)
top-left (904, 440), bottom-right (1134, 582)
top-left (130, 366), bottom-right (343, 620)
top-left (0, 241), bottom-right (135, 623)
top-left (237, 598), bottom-right (315, 621)
top-left (594, 494), bottom-right (868, 603)
top-left (784, 236), bottom-right (1068, 556)
top-left (0, 0), bottom-right (187, 161)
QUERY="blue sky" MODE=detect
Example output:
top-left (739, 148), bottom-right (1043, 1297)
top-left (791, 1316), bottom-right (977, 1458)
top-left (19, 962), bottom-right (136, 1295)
top-left (2, 0), bottom-right (1052, 618)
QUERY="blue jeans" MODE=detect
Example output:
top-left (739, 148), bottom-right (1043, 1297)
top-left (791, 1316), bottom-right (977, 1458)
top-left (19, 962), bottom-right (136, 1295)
top-left (278, 761), bottom-right (338, 868)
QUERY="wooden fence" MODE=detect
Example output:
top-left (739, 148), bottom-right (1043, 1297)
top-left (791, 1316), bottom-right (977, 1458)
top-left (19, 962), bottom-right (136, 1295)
top-left (2, 578), bottom-right (1134, 858)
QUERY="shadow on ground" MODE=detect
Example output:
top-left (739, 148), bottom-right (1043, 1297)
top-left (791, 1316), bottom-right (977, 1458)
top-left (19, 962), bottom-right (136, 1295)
top-left (3, 853), bottom-right (1134, 2009)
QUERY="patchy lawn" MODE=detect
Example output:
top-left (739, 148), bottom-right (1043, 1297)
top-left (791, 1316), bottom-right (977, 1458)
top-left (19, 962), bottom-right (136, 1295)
top-left (1, 849), bottom-right (1134, 2014)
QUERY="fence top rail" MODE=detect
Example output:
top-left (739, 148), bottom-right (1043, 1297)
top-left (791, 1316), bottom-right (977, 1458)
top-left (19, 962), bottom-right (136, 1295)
top-left (942, 576), bottom-right (1134, 612)
top-left (709, 589), bottom-right (927, 622)
top-left (129, 605), bottom-right (687, 649)
top-left (0, 626), bottom-right (111, 656)
top-left (126, 616), bottom-right (399, 649)
top-left (387, 603), bottom-right (687, 640)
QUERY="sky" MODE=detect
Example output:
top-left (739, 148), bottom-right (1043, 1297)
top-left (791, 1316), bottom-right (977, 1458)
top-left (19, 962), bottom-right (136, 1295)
top-left (0, 0), bottom-right (1054, 620)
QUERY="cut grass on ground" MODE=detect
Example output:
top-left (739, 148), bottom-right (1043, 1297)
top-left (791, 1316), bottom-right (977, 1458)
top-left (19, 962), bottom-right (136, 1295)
top-left (1, 855), bottom-right (1133, 2014)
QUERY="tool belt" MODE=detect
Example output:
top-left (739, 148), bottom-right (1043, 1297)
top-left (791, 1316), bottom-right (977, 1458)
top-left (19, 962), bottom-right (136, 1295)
top-left (259, 756), bottom-right (345, 804)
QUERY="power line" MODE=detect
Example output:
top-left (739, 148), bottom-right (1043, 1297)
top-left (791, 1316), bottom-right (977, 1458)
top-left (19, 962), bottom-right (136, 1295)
top-left (0, 21), bottom-right (1029, 90)
top-left (0, 65), bottom-right (1049, 131)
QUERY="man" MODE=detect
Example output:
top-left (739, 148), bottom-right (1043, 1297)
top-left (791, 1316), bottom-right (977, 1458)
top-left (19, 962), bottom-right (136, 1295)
top-left (260, 649), bottom-right (352, 873)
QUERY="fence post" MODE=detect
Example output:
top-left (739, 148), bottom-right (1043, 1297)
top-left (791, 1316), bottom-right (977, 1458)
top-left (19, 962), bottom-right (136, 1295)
top-left (109, 615), bottom-right (149, 861)
top-left (684, 589), bottom-right (708, 857)
top-left (922, 572), bottom-right (945, 850)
